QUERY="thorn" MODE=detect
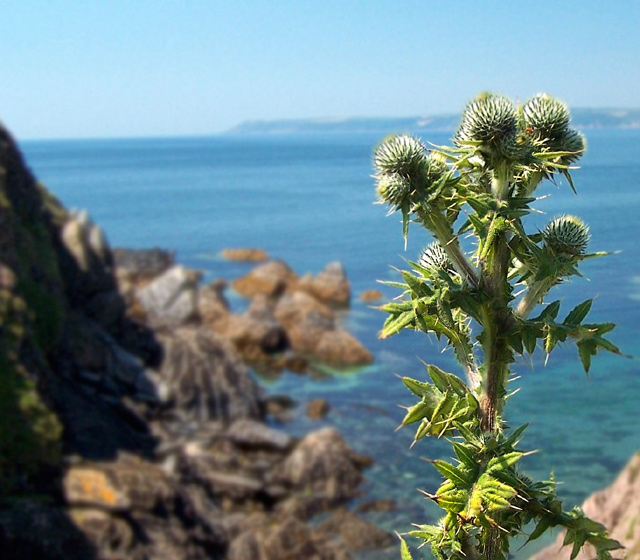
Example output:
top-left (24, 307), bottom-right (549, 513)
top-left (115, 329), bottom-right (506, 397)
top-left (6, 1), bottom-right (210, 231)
top-left (417, 488), bottom-right (439, 501)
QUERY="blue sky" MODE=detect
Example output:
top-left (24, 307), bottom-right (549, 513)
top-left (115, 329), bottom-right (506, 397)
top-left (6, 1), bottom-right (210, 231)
top-left (2, 1), bottom-right (638, 139)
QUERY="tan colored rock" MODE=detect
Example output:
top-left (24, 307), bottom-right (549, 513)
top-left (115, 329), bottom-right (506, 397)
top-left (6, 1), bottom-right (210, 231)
top-left (315, 330), bottom-right (373, 367)
top-left (198, 280), bottom-right (230, 325)
top-left (274, 291), bottom-right (335, 352)
top-left (206, 296), bottom-right (289, 363)
top-left (274, 291), bottom-right (372, 367)
top-left (222, 248), bottom-right (269, 262)
top-left (297, 261), bottom-right (350, 307)
top-left (64, 466), bottom-right (131, 511)
top-left (307, 398), bottom-right (331, 420)
top-left (233, 259), bottom-right (298, 298)
top-left (529, 452), bottom-right (640, 560)
top-left (360, 289), bottom-right (383, 302)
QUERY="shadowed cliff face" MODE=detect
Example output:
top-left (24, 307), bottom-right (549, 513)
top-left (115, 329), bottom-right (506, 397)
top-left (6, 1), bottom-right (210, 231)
top-left (0, 124), bottom-right (66, 496)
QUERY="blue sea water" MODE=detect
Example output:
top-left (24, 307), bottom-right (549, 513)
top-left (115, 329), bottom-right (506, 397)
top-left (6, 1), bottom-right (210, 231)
top-left (22, 129), bottom-right (640, 558)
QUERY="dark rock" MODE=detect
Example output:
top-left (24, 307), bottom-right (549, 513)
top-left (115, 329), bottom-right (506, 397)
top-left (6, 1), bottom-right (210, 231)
top-left (59, 210), bottom-right (118, 310)
top-left (153, 327), bottom-right (264, 424)
top-left (112, 247), bottom-right (175, 284)
top-left (0, 500), bottom-right (97, 560)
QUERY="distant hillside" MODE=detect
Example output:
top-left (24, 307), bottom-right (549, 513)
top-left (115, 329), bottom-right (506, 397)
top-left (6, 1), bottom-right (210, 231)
top-left (227, 108), bottom-right (640, 135)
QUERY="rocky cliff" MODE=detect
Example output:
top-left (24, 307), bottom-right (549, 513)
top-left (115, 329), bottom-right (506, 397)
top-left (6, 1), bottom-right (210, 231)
top-left (530, 453), bottom-right (640, 560)
top-left (0, 124), bottom-right (388, 559)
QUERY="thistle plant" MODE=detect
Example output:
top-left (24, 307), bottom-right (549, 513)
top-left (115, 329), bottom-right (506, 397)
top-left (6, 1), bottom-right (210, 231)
top-left (374, 93), bottom-right (624, 560)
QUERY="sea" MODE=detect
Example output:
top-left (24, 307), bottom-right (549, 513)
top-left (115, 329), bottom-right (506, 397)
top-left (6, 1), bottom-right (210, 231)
top-left (21, 129), bottom-right (640, 559)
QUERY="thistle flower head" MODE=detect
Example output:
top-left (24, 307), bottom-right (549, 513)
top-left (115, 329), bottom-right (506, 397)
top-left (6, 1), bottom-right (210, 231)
top-left (374, 134), bottom-right (428, 177)
top-left (543, 215), bottom-right (590, 257)
top-left (556, 128), bottom-right (586, 164)
top-left (418, 242), bottom-right (454, 273)
top-left (523, 94), bottom-right (571, 140)
top-left (456, 93), bottom-right (518, 145)
top-left (375, 173), bottom-right (412, 209)
top-left (496, 131), bottom-right (534, 162)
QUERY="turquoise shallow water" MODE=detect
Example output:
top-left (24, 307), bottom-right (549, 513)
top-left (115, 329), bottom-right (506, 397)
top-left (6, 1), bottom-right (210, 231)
top-left (22, 129), bottom-right (640, 559)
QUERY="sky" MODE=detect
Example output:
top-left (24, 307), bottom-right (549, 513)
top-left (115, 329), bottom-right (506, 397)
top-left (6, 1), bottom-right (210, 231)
top-left (1, 0), bottom-right (639, 140)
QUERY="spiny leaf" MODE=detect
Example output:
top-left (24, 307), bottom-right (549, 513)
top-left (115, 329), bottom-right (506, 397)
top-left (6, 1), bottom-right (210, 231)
top-left (502, 424), bottom-right (529, 448)
top-left (380, 310), bottom-right (415, 339)
top-left (535, 300), bottom-right (561, 322)
top-left (402, 376), bottom-right (435, 398)
top-left (485, 452), bottom-right (524, 475)
top-left (432, 459), bottom-right (474, 486)
top-left (402, 400), bottom-right (434, 427)
top-left (452, 442), bottom-right (477, 468)
top-left (436, 487), bottom-right (469, 513)
top-left (398, 534), bottom-right (415, 560)
top-left (563, 299), bottom-right (592, 326)
top-left (408, 524), bottom-right (441, 540)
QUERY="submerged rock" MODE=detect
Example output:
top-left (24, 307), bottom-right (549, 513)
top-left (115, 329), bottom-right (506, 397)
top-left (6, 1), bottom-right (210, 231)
top-left (307, 398), bottom-right (331, 420)
top-left (222, 248), bottom-right (269, 262)
top-left (360, 289), bottom-right (383, 302)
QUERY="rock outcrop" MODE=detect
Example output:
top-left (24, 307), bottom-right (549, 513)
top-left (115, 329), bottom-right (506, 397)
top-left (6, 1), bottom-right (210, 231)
top-left (0, 123), bottom-right (385, 559)
top-left (529, 453), bottom-right (640, 560)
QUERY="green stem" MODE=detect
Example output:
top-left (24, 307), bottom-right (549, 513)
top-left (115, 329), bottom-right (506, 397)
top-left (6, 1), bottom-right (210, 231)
top-left (420, 210), bottom-right (480, 289)
top-left (491, 165), bottom-right (510, 200)
top-left (479, 204), bottom-right (512, 433)
top-left (515, 278), bottom-right (554, 319)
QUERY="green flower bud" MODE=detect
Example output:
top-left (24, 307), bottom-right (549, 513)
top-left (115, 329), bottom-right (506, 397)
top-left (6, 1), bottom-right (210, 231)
top-left (418, 242), bottom-right (454, 272)
top-left (523, 94), bottom-right (570, 140)
top-left (376, 173), bottom-right (412, 209)
top-left (496, 131), bottom-right (534, 162)
top-left (374, 134), bottom-right (428, 178)
top-left (456, 93), bottom-right (518, 145)
top-left (543, 215), bottom-right (590, 257)
top-left (556, 128), bottom-right (586, 164)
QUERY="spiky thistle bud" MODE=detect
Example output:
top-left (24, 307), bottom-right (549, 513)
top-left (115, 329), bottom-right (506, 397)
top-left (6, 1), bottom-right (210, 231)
top-left (556, 128), bottom-right (586, 164)
top-left (374, 135), bottom-right (428, 178)
top-left (543, 215), bottom-right (590, 257)
top-left (418, 242), bottom-right (454, 273)
top-left (456, 93), bottom-right (518, 145)
top-left (496, 131), bottom-right (534, 162)
top-left (523, 94), bottom-right (571, 140)
top-left (375, 173), bottom-right (412, 209)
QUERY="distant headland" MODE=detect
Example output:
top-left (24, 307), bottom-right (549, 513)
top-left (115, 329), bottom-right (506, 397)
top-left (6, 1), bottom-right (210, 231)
top-left (227, 108), bottom-right (640, 134)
